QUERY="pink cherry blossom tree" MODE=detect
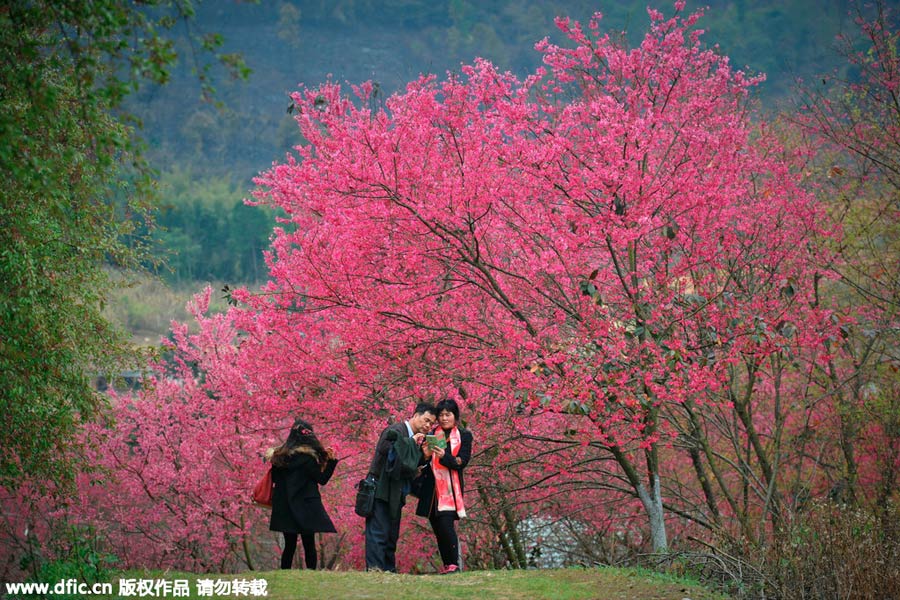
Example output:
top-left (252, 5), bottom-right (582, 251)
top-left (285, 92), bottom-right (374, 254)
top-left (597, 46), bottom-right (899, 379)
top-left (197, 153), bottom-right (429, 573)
top-left (247, 3), bottom-right (836, 552)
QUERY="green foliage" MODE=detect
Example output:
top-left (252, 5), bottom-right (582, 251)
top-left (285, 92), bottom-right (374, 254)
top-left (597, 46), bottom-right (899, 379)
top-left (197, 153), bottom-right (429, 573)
top-left (0, 0), bottom-right (249, 490)
top-left (151, 168), bottom-right (275, 284)
top-left (0, 48), bottom-right (141, 489)
top-left (13, 525), bottom-right (118, 600)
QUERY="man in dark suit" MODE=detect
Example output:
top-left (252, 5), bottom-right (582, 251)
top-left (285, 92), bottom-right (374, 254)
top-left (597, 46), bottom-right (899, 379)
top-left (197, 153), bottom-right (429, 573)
top-left (364, 402), bottom-right (436, 572)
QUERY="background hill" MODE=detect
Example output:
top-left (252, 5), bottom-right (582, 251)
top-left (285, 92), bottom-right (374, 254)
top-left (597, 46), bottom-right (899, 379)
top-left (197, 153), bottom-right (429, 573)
top-left (135, 0), bottom-right (863, 182)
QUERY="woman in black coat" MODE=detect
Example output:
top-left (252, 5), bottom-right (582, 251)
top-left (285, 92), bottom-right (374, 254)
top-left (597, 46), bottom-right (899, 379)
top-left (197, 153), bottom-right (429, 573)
top-left (415, 399), bottom-right (473, 574)
top-left (268, 418), bottom-right (338, 570)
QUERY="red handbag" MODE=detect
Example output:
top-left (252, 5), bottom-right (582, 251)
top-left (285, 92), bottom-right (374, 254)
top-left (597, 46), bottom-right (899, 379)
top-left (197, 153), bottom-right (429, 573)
top-left (252, 466), bottom-right (273, 508)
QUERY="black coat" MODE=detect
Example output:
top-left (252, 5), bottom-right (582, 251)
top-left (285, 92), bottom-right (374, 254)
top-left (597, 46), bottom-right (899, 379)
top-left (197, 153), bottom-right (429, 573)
top-left (269, 452), bottom-right (338, 534)
top-left (367, 421), bottom-right (411, 480)
top-left (415, 428), bottom-right (473, 518)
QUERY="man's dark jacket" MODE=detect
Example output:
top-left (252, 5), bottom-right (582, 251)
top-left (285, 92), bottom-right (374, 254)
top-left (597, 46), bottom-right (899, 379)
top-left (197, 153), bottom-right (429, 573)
top-left (368, 422), bottom-right (424, 519)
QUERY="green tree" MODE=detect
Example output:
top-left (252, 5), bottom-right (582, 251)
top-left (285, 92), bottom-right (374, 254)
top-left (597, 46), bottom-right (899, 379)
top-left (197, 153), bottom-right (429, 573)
top-left (0, 0), bottom-right (249, 490)
top-left (150, 167), bottom-right (273, 284)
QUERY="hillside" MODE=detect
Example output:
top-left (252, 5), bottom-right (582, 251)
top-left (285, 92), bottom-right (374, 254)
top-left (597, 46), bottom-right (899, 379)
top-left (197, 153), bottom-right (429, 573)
top-left (131, 0), bottom-right (867, 184)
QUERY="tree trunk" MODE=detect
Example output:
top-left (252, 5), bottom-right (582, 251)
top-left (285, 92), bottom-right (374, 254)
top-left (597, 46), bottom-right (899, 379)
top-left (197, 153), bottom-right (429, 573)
top-left (478, 485), bottom-right (525, 568)
top-left (636, 476), bottom-right (668, 553)
top-left (609, 444), bottom-right (668, 553)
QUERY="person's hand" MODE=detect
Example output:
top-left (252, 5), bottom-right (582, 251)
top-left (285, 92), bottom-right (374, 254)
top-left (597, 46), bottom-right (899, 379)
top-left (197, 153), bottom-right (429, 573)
top-left (412, 432), bottom-right (425, 444)
top-left (325, 447), bottom-right (336, 460)
top-left (422, 443), bottom-right (433, 458)
top-left (432, 446), bottom-right (446, 459)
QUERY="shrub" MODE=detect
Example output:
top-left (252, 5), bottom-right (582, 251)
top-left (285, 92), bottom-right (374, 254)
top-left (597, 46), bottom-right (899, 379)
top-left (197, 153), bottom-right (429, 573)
top-left (13, 525), bottom-right (117, 600)
top-left (764, 501), bottom-right (900, 600)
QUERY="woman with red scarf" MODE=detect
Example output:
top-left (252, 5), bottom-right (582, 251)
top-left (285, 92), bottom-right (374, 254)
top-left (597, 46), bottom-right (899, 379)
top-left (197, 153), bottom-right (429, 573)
top-left (415, 399), bottom-right (473, 574)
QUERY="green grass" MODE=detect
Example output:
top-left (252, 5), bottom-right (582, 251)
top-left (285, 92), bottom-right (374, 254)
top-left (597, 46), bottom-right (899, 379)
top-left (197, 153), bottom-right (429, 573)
top-left (91, 567), bottom-right (727, 599)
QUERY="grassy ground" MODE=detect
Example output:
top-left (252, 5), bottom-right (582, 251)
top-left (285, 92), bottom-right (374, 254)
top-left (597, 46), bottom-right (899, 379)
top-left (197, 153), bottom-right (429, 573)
top-left (97, 567), bottom-right (727, 600)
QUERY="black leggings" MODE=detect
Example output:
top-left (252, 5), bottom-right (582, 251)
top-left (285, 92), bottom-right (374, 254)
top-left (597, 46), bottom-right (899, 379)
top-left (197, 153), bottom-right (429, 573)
top-left (281, 532), bottom-right (317, 569)
top-left (429, 512), bottom-right (459, 567)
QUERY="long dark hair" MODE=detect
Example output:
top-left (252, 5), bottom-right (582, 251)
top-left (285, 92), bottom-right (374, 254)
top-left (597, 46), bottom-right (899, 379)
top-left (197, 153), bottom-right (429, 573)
top-left (271, 418), bottom-right (327, 467)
